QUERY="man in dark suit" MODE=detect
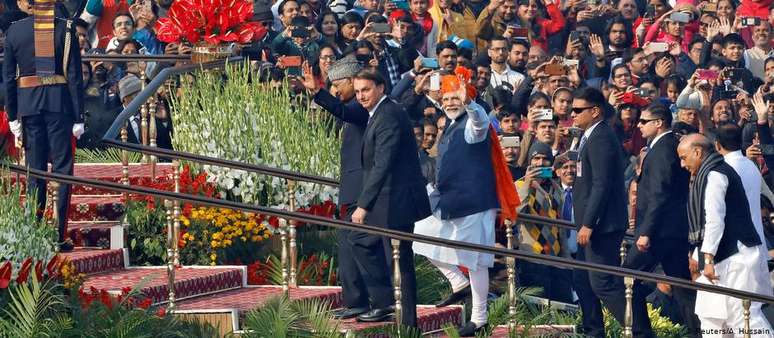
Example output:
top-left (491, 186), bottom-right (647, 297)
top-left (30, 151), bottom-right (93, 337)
top-left (623, 104), bottom-right (700, 337)
top-left (299, 57), bottom-right (373, 320)
top-left (570, 87), bottom-right (641, 336)
top-left (4, 0), bottom-right (83, 252)
top-left (350, 71), bottom-right (432, 327)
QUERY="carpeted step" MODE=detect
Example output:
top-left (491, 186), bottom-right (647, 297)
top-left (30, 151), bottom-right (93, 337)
top-left (69, 195), bottom-right (125, 222)
top-left (81, 266), bottom-right (245, 305)
top-left (60, 248), bottom-right (125, 275)
top-left (174, 285), bottom-right (344, 313)
top-left (13, 163), bottom-right (173, 195)
top-left (336, 305), bottom-right (463, 337)
top-left (67, 221), bottom-right (119, 248)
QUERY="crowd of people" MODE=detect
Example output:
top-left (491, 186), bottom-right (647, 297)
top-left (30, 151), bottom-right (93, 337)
top-left (4, 0), bottom-right (774, 335)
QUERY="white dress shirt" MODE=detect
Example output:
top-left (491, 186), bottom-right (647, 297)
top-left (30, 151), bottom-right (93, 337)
top-left (489, 64), bottom-right (525, 91)
top-left (446, 101), bottom-right (490, 144)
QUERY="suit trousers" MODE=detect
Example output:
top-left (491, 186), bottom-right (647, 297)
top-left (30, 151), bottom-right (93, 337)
top-left (573, 245), bottom-right (605, 338)
top-left (347, 227), bottom-right (394, 310)
top-left (337, 206), bottom-right (369, 308)
top-left (22, 110), bottom-right (74, 243)
top-left (585, 230), bottom-right (652, 338)
top-left (624, 237), bottom-right (701, 338)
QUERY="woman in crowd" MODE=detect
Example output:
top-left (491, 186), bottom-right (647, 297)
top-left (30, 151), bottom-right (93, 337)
top-left (340, 12), bottom-right (364, 51)
top-left (317, 10), bottom-right (345, 54)
top-left (514, 0), bottom-right (565, 53)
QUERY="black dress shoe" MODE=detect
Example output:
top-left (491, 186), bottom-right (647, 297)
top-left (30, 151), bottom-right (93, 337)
top-left (332, 307), bottom-right (369, 319)
top-left (435, 285), bottom-right (471, 307)
top-left (356, 307), bottom-right (394, 322)
top-left (457, 321), bottom-right (487, 337)
top-left (59, 240), bottom-right (74, 253)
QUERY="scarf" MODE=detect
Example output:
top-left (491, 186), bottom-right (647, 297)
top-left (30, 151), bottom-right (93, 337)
top-left (412, 12), bottom-right (434, 35)
top-left (687, 152), bottom-right (724, 247)
top-left (33, 0), bottom-right (56, 77)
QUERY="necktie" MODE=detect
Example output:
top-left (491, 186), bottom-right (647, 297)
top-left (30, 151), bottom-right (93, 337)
top-left (577, 135), bottom-right (588, 154)
top-left (563, 187), bottom-right (578, 254)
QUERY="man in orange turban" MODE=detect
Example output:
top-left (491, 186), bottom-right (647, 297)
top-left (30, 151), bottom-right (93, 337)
top-left (413, 67), bottom-right (518, 336)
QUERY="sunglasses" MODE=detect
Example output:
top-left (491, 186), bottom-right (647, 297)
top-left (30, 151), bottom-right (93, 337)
top-left (638, 117), bottom-right (662, 124)
top-left (571, 106), bottom-right (595, 114)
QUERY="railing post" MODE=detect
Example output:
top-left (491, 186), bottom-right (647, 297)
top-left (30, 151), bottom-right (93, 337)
top-left (172, 161), bottom-right (181, 267)
top-left (139, 70), bottom-right (149, 163)
top-left (46, 182), bottom-right (55, 228)
top-left (391, 238), bottom-right (403, 329)
top-left (280, 219), bottom-right (289, 294)
top-left (743, 299), bottom-right (752, 338)
top-left (164, 199), bottom-right (176, 310)
top-left (505, 219), bottom-right (517, 333)
top-left (287, 180), bottom-right (297, 287)
top-left (148, 95), bottom-right (158, 182)
top-left (49, 181), bottom-right (59, 228)
top-left (623, 276), bottom-right (634, 338)
top-left (620, 240), bottom-right (628, 266)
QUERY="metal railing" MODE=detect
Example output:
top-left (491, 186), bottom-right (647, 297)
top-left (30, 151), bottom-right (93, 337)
top-left (0, 53), bottom-right (191, 63)
top-left (9, 163), bottom-right (774, 337)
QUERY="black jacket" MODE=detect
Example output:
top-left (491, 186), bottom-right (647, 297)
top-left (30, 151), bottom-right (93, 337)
top-left (573, 120), bottom-right (628, 234)
top-left (635, 132), bottom-right (690, 240)
top-left (313, 89), bottom-right (368, 205)
top-left (357, 98), bottom-right (431, 230)
top-left (3, 16), bottom-right (83, 123)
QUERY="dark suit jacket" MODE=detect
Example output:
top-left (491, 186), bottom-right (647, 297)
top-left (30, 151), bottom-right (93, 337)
top-left (635, 132), bottom-right (690, 240)
top-left (573, 120), bottom-right (627, 234)
top-left (4, 16), bottom-right (83, 123)
top-left (313, 89), bottom-right (368, 205)
top-left (357, 98), bottom-right (431, 230)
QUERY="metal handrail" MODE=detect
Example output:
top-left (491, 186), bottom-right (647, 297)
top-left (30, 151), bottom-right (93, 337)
top-left (8, 163), bottom-right (774, 305)
top-left (102, 56), bottom-right (244, 141)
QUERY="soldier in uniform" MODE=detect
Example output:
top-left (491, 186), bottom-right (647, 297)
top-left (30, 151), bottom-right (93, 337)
top-left (4, 0), bottom-right (84, 251)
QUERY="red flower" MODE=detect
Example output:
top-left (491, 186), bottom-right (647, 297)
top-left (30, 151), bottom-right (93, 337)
top-left (138, 298), bottom-right (152, 309)
top-left (99, 289), bottom-right (113, 310)
top-left (153, 0), bottom-right (263, 45)
top-left (0, 261), bottom-right (12, 289)
top-left (34, 261), bottom-right (43, 282)
top-left (46, 255), bottom-right (61, 278)
top-left (156, 307), bottom-right (166, 317)
top-left (16, 258), bottom-right (32, 284)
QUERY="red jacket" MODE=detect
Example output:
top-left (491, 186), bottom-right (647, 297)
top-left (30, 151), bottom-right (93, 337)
top-left (530, 3), bottom-right (566, 52)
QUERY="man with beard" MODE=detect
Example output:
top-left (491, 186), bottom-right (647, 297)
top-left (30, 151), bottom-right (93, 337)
top-left (488, 37), bottom-right (525, 92)
top-left (744, 21), bottom-right (772, 80)
top-left (413, 71), bottom-right (517, 336)
top-left (624, 48), bottom-right (648, 84)
top-left (508, 39), bottom-right (529, 74)
top-left (605, 16), bottom-right (634, 60)
top-left (475, 0), bottom-right (517, 52)
top-left (299, 58), bottom-right (374, 321)
top-left (500, 132), bottom-right (524, 179)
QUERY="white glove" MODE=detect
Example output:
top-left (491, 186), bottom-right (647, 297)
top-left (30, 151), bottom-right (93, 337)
top-left (72, 123), bottom-right (85, 139)
top-left (9, 120), bottom-right (21, 138)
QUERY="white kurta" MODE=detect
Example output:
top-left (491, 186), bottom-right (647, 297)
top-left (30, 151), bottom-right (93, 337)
top-left (695, 171), bottom-right (773, 337)
top-left (412, 101), bottom-right (496, 271)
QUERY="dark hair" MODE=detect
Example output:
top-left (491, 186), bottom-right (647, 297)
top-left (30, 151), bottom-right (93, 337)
top-left (605, 15), bottom-right (634, 47)
top-left (623, 48), bottom-right (644, 64)
top-left (436, 41), bottom-right (458, 56)
top-left (489, 36), bottom-right (510, 49)
top-left (528, 92), bottom-right (551, 107)
top-left (353, 70), bottom-right (386, 86)
top-left (492, 87), bottom-right (514, 111)
top-left (458, 47), bottom-right (473, 62)
top-left (112, 12), bottom-right (134, 28)
top-left (664, 74), bottom-right (686, 91)
top-left (672, 121), bottom-right (699, 135)
top-left (511, 38), bottom-right (530, 51)
top-left (278, 0), bottom-right (300, 16)
top-left (611, 64), bottom-right (631, 77)
top-left (721, 33), bottom-right (745, 48)
top-left (116, 39), bottom-right (142, 53)
top-left (689, 36), bottom-right (706, 49)
top-left (573, 87), bottom-right (607, 112)
top-left (716, 123), bottom-right (743, 151)
top-left (644, 103), bottom-right (673, 126)
top-left (342, 12), bottom-right (365, 26)
top-left (74, 18), bottom-right (89, 30)
top-left (765, 56), bottom-right (774, 71)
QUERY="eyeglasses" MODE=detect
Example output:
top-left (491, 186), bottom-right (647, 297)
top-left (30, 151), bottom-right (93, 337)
top-left (571, 106), bottom-right (595, 114)
top-left (320, 55), bottom-right (336, 61)
top-left (637, 117), bottom-right (662, 124)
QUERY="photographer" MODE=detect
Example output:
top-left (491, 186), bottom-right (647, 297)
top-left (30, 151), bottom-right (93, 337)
top-left (271, 16), bottom-right (321, 76)
top-left (514, 141), bottom-right (573, 303)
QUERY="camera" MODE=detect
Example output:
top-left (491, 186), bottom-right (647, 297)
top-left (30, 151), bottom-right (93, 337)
top-left (534, 109), bottom-right (554, 121)
top-left (570, 30), bottom-right (590, 45)
top-left (290, 28), bottom-right (310, 39)
top-left (742, 17), bottom-right (761, 27)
